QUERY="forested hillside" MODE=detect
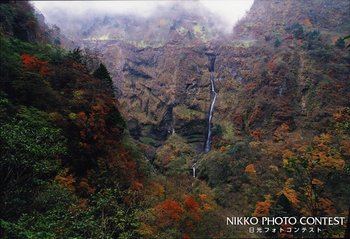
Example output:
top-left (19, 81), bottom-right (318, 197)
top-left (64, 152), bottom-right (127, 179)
top-left (1, 1), bottom-right (349, 238)
top-left (0, 2), bottom-right (224, 238)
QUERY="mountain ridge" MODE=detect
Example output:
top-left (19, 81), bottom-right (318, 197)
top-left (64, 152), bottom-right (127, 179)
top-left (1, 1), bottom-right (349, 238)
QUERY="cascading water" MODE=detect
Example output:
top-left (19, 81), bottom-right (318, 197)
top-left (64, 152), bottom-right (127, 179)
top-left (192, 52), bottom-right (217, 178)
top-left (204, 53), bottom-right (217, 153)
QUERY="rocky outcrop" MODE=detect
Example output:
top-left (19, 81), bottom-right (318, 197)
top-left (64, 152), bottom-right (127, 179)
top-left (78, 0), bottom-right (350, 160)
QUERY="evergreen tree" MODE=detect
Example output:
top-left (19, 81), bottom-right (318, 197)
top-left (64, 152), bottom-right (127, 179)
top-left (274, 38), bottom-right (281, 47)
top-left (287, 23), bottom-right (304, 39)
top-left (93, 63), bottom-right (114, 92)
top-left (67, 47), bottom-right (83, 63)
top-left (335, 37), bottom-right (345, 49)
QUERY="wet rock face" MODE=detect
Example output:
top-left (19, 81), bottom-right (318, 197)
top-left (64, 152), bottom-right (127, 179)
top-left (89, 41), bottom-right (213, 152)
top-left (151, 105), bottom-right (174, 141)
top-left (84, 31), bottom-right (350, 160)
top-left (206, 53), bottom-right (216, 72)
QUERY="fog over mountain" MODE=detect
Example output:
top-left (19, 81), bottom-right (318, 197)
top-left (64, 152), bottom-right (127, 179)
top-left (33, 0), bottom-right (254, 36)
top-left (1, 1), bottom-right (349, 238)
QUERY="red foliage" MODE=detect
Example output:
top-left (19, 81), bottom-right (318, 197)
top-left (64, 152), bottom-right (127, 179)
top-left (154, 199), bottom-right (184, 224)
top-left (284, 34), bottom-right (294, 40)
top-left (251, 129), bottom-right (263, 140)
top-left (182, 233), bottom-right (191, 239)
top-left (267, 57), bottom-right (277, 72)
top-left (232, 113), bottom-right (244, 130)
top-left (21, 53), bottom-right (49, 76)
top-left (248, 106), bottom-right (263, 127)
top-left (184, 195), bottom-right (199, 212)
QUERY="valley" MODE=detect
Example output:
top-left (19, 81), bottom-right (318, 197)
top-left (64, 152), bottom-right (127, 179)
top-left (1, 0), bottom-right (349, 238)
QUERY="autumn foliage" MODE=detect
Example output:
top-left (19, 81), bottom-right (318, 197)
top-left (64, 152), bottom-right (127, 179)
top-left (21, 53), bottom-right (49, 76)
top-left (253, 195), bottom-right (272, 217)
top-left (154, 199), bottom-right (184, 224)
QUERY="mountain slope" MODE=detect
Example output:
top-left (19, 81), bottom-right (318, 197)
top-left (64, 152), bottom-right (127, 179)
top-left (1, 1), bottom-right (350, 238)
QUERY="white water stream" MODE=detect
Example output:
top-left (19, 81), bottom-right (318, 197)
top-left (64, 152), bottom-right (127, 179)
top-left (204, 72), bottom-right (217, 153)
top-left (192, 53), bottom-right (217, 178)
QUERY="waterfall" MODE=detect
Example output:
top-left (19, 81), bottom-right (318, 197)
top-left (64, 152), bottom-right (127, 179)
top-left (192, 163), bottom-right (196, 177)
top-left (204, 53), bottom-right (217, 153)
top-left (204, 72), bottom-right (217, 153)
top-left (192, 52), bottom-right (217, 179)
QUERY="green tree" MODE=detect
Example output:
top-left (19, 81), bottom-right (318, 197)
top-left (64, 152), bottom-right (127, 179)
top-left (93, 63), bottom-right (114, 92)
top-left (335, 37), bottom-right (345, 49)
top-left (67, 47), bottom-right (83, 63)
top-left (274, 38), bottom-right (281, 47)
top-left (0, 107), bottom-right (67, 219)
top-left (287, 23), bottom-right (304, 39)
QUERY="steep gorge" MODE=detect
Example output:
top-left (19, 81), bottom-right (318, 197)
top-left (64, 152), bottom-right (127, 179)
top-left (6, 0), bottom-right (349, 238)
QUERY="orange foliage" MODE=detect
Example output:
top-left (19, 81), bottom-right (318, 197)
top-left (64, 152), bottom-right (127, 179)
top-left (281, 178), bottom-right (299, 207)
top-left (245, 164), bottom-right (256, 174)
top-left (198, 194), bottom-right (213, 211)
top-left (55, 169), bottom-right (75, 191)
top-left (79, 199), bottom-right (88, 209)
top-left (253, 195), bottom-right (272, 217)
top-left (131, 180), bottom-right (144, 191)
top-left (21, 53), bottom-right (49, 76)
top-left (340, 140), bottom-right (350, 156)
top-left (317, 198), bottom-right (336, 215)
top-left (78, 178), bottom-right (96, 194)
top-left (219, 146), bottom-right (226, 152)
top-left (273, 123), bottom-right (289, 142)
top-left (248, 106), bottom-right (263, 126)
top-left (311, 178), bottom-right (324, 186)
top-left (303, 18), bottom-right (313, 27)
top-left (311, 134), bottom-right (345, 171)
top-left (154, 199), bottom-right (184, 224)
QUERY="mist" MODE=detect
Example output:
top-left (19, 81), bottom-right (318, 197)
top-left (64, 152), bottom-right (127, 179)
top-left (32, 0), bottom-right (254, 35)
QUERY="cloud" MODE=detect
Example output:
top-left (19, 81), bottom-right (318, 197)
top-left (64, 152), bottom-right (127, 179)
top-left (201, 0), bottom-right (253, 26)
top-left (32, 0), bottom-right (254, 33)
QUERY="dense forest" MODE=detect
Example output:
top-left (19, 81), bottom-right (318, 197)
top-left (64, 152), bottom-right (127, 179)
top-left (0, 1), bottom-right (349, 238)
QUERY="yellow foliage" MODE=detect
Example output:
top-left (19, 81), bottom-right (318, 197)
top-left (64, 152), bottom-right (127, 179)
top-left (155, 134), bottom-right (193, 167)
top-left (340, 139), bottom-right (350, 156)
top-left (281, 178), bottom-right (299, 207)
top-left (173, 105), bottom-right (205, 121)
top-left (282, 149), bottom-right (296, 168)
top-left (139, 223), bottom-right (156, 237)
top-left (145, 181), bottom-right (165, 199)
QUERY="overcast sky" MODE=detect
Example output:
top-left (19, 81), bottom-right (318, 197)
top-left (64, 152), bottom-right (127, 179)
top-left (32, 1), bottom-right (254, 32)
